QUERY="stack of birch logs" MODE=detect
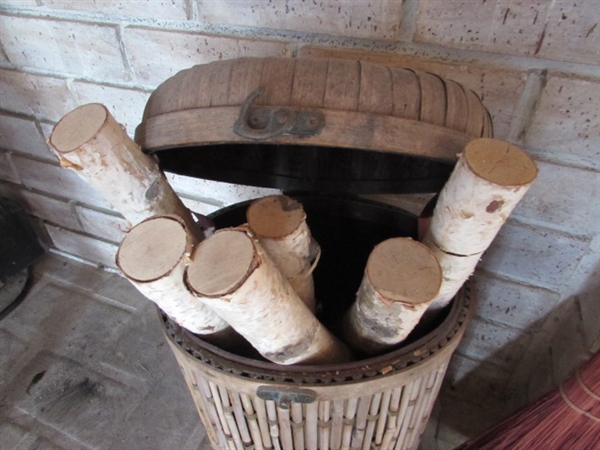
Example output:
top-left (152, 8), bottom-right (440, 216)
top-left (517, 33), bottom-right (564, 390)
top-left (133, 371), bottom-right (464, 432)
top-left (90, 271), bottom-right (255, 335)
top-left (49, 103), bottom-right (537, 364)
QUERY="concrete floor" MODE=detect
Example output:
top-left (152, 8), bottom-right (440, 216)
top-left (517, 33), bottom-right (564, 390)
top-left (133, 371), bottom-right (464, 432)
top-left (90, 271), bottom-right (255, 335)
top-left (0, 253), bottom-right (458, 450)
top-left (0, 253), bottom-right (212, 450)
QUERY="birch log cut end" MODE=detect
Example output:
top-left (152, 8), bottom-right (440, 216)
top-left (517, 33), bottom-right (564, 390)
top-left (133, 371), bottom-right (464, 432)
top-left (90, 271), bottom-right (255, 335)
top-left (117, 215), bottom-right (188, 282)
top-left (186, 229), bottom-right (257, 297)
top-left (343, 238), bottom-right (442, 355)
top-left (246, 195), bottom-right (306, 238)
top-left (367, 238), bottom-right (442, 305)
top-left (50, 103), bottom-right (108, 153)
top-left (465, 138), bottom-right (538, 187)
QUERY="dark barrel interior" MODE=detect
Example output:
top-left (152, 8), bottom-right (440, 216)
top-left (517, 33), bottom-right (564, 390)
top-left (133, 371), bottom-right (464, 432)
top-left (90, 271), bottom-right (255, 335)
top-left (208, 194), bottom-right (447, 359)
top-left (150, 143), bottom-right (454, 194)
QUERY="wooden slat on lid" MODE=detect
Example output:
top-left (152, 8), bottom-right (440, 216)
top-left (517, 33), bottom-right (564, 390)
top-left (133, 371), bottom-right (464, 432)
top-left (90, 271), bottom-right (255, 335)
top-left (390, 68), bottom-right (421, 120)
top-left (179, 64), bottom-right (210, 111)
top-left (482, 109), bottom-right (494, 138)
top-left (417, 71), bottom-right (446, 127)
top-left (291, 58), bottom-right (329, 108)
top-left (358, 61), bottom-right (393, 115)
top-left (444, 79), bottom-right (469, 133)
top-left (258, 57), bottom-right (296, 106)
top-left (465, 89), bottom-right (486, 137)
top-left (228, 57), bottom-right (265, 105)
top-left (209, 58), bottom-right (234, 107)
top-left (324, 59), bottom-right (360, 111)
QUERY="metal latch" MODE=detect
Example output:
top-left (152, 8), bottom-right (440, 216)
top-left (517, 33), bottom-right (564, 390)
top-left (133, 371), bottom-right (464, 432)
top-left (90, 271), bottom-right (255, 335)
top-left (233, 87), bottom-right (324, 140)
top-left (256, 385), bottom-right (317, 410)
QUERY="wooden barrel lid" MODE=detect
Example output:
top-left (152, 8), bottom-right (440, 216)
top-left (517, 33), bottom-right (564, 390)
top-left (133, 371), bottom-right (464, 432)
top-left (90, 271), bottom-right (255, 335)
top-left (136, 57), bottom-right (493, 194)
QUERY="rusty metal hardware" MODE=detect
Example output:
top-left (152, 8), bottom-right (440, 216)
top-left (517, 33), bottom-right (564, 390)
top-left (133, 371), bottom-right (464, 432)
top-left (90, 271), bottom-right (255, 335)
top-left (256, 385), bottom-right (317, 409)
top-left (233, 87), bottom-right (324, 140)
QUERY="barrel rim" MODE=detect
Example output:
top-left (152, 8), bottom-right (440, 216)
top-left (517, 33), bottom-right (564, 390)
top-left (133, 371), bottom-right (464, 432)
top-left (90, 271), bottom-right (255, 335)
top-left (160, 283), bottom-right (474, 386)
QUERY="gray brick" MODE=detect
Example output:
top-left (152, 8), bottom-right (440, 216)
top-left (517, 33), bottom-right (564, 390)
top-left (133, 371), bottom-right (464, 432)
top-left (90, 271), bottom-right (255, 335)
top-left (457, 316), bottom-right (533, 367)
top-left (45, 224), bottom-right (118, 268)
top-left (0, 16), bottom-right (128, 81)
top-left (1, 350), bottom-right (146, 449)
top-left (75, 205), bottom-right (128, 244)
top-left (480, 222), bottom-right (590, 287)
top-left (41, 0), bottom-right (188, 20)
top-left (473, 272), bottom-right (560, 330)
top-left (0, 421), bottom-right (35, 449)
top-left (0, 328), bottom-right (29, 383)
top-left (514, 161), bottom-right (600, 235)
top-left (10, 155), bottom-right (113, 209)
top-left (0, 69), bottom-right (77, 122)
top-left (122, 27), bottom-right (292, 87)
top-left (71, 81), bottom-right (150, 135)
top-left (0, 114), bottom-right (54, 161)
top-left (196, 0), bottom-right (404, 40)
top-left (525, 75), bottom-right (600, 167)
top-left (17, 189), bottom-right (81, 232)
top-left (414, 1), bottom-right (599, 64)
top-left (0, 152), bottom-right (20, 184)
top-left (537, 0), bottom-right (600, 64)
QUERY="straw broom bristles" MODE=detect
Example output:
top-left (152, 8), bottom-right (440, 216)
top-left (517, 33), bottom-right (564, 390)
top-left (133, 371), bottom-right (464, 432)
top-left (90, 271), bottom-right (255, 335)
top-left (454, 350), bottom-right (600, 450)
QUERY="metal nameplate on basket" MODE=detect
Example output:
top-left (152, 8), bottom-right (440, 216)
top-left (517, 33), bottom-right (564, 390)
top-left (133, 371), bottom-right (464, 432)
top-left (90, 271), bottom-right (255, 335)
top-left (256, 385), bottom-right (317, 409)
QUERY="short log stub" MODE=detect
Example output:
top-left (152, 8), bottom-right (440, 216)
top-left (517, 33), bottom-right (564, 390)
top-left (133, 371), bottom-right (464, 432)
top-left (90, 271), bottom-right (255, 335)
top-left (343, 237), bottom-right (442, 355)
top-left (117, 215), bottom-right (231, 337)
top-left (246, 195), bottom-right (317, 312)
top-left (186, 229), bottom-right (351, 365)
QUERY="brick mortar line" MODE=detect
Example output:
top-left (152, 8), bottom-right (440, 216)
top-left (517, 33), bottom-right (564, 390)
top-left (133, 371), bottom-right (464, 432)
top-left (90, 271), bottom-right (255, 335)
top-left (475, 267), bottom-right (563, 295)
top-left (506, 214), bottom-right (597, 241)
top-left (0, 62), bottom-right (156, 93)
top-left (1, 5), bottom-right (599, 78)
top-left (508, 69), bottom-right (548, 144)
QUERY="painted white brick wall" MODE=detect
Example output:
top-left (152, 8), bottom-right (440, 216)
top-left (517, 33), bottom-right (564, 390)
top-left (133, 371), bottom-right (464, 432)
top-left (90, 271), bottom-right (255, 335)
top-left (0, 2), bottom-right (598, 449)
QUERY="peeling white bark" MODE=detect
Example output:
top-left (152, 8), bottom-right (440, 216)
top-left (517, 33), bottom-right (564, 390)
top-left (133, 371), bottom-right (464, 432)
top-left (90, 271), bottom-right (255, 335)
top-left (427, 138), bottom-right (537, 256)
top-left (186, 228), bottom-right (350, 365)
top-left (49, 103), bottom-right (196, 232)
top-left (247, 195), bottom-right (318, 312)
top-left (342, 238), bottom-right (442, 355)
top-left (116, 215), bottom-right (230, 337)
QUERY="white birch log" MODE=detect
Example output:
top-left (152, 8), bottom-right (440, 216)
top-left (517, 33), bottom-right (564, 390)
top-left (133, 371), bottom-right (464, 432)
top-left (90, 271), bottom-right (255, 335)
top-left (116, 215), bottom-right (231, 339)
top-left (426, 138), bottom-right (538, 256)
top-left (423, 138), bottom-right (537, 312)
top-left (342, 238), bottom-right (442, 355)
top-left (185, 228), bottom-right (351, 365)
top-left (49, 103), bottom-right (197, 232)
top-left (246, 195), bottom-right (318, 313)
top-left (421, 232), bottom-right (481, 311)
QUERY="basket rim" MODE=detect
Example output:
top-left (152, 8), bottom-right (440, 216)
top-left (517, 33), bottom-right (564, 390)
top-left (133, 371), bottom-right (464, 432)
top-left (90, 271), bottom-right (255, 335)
top-left (161, 283), bottom-right (475, 386)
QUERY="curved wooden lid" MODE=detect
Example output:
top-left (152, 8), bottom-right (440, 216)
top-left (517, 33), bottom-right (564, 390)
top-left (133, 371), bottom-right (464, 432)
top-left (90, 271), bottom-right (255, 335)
top-left (117, 216), bottom-right (188, 282)
top-left (136, 57), bottom-right (493, 194)
top-left (366, 237), bottom-right (442, 305)
top-left (187, 229), bottom-right (256, 297)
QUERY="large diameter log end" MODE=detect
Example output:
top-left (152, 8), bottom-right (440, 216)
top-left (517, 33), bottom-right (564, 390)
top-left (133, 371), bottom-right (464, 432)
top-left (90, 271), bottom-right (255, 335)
top-left (465, 138), bottom-right (538, 187)
top-left (117, 215), bottom-right (189, 282)
top-left (50, 103), bottom-right (109, 154)
top-left (186, 229), bottom-right (257, 297)
top-left (367, 237), bottom-right (442, 305)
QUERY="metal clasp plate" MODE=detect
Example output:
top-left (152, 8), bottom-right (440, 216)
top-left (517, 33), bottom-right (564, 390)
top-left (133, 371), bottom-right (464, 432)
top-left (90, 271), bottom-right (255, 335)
top-left (256, 385), bottom-right (317, 410)
top-left (233, 87), bottom-right (324, 140)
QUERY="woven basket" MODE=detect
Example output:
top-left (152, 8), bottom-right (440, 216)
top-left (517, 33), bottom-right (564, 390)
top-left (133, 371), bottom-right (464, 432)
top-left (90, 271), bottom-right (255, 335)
top-left (136, 57), bottom-right (489, 450)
